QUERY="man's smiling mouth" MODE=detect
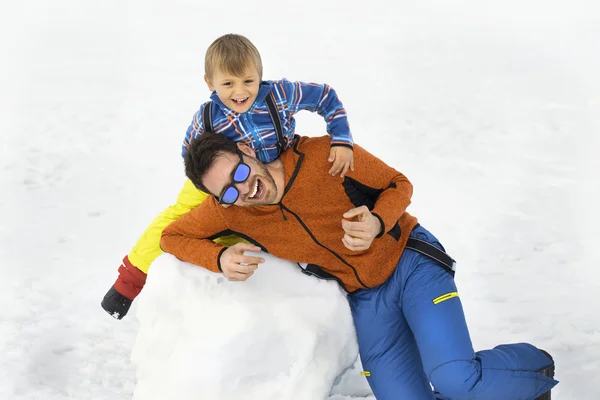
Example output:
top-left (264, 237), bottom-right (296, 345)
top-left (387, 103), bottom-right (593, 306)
top-left (247, 178), bottom-right (265, 200)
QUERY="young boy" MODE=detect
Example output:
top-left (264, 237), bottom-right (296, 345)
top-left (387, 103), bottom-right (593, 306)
top-left (101, 34), bottom-right (355, 319)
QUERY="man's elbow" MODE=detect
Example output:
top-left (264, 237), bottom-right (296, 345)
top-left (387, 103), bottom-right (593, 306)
top-left (394, 174), bottom-right (413, 198)
top-left (160, 230), bottom-right (175, 253)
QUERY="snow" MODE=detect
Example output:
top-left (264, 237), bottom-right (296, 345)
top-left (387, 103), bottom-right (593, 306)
top-left (1, 0), bottom-right (599, 399)
top-left (132, 253), bottom-right (370, 400)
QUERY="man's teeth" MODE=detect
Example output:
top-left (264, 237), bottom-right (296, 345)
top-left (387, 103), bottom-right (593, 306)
top-left (249, 180), bottom-right (259, 198)
top-left (233, 97), bottom-right (249, 103)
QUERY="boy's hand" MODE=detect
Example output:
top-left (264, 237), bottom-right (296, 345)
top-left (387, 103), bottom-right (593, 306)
top-left (341, 206), bottom-right (382, 251)
top-left (219, 243), bottom-right (265, 281)
top-left (328, 146), bottom-right (354, 178)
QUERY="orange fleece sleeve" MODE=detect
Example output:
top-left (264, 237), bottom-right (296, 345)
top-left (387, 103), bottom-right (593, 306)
top-left (160, 198), bottom-right (230, 273)
top-left (346, 144), bottom-right (413, 234)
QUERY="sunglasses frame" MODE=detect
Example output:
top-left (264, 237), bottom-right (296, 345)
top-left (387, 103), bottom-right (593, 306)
top-left (217, 149), bottom-right (251, 205)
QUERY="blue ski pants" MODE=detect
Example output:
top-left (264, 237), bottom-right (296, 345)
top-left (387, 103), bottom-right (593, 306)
top-left (348, 225), bottom-right (558, 400)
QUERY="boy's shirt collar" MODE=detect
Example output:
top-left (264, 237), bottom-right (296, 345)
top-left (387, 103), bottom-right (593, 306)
top-left (209, 81), bottom-right (274, 115)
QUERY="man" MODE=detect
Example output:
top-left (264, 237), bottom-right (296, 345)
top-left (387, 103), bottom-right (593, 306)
top-left (160, 133), bottom-right (557, 400)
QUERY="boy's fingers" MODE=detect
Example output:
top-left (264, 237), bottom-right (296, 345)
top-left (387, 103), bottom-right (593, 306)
top-left (328, 148), bottom-right (336, 162)
top-left (330, 162), bottom-right (342, 176)
top-left (339, 163), bottom-right (350, 178)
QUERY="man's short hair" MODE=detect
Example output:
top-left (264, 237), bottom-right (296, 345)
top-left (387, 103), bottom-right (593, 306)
top-left (205, 34), bottom-right (263, 81)
top-left (184, 133), bottom-right (239, 195)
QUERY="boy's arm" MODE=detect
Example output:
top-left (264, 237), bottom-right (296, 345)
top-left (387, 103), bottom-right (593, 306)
top-left (275, 79), bottom-right (353, 148)
top-left (128, 179), bottom-right (240, 273)
top-left (160, 199), bottom-right (232, 273)
top-left (345, 144), bottom-right (413, 235)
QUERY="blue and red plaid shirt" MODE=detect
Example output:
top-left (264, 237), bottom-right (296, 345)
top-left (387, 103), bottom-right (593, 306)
top-left (182, 79), bottom-right (353, 163)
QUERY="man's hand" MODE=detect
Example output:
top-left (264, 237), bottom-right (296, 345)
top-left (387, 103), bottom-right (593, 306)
top-left (341, 206), bottom-right (382, 251)
top-left (219, 243), bottom-right (265, 281)
top-left (328, 146), bottom-right (354, 178)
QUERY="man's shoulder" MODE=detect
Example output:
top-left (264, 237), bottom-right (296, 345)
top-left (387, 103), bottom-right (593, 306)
top-left (281, 135), bottom-right (331, 169)
top-left (295, 135), bottom-right (331, 152)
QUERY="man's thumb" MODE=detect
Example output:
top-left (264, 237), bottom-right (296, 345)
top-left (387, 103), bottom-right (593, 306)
top-left (343, 207), bottom-right (360, 219)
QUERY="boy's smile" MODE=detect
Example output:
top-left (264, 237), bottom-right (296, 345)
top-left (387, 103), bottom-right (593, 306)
top-left (205, 65), bottom-right (261, 113)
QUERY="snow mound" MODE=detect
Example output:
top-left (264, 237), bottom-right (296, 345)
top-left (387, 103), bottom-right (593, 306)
top-left (131, 252), bottom-right (372, 400)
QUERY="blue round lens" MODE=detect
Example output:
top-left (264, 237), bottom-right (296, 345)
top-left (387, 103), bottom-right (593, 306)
top-left (233, 163), bottom-right (250, 183)
top-left (221, 186), bottom-right (239, 204)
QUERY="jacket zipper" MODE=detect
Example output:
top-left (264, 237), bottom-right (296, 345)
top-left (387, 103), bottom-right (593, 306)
top-left (279, 203), bottom-right (368, 289)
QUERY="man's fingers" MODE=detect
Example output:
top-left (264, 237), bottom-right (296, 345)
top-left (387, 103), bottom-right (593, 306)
top-left (232, 243), bottom-right (262, 253)
top-left (342, 219), bottom-right (370, 234)
top-left (234, 254), bottom-right (265, 265)
top-left (341, 226), bottom-right (370, 239)
top-left (343, 234), bottom-right (363, 246)
top-left (235, 262), bottom-right (259, 274)
top-left (226, 271), bottom-right (254, 281)
top-left (343, 205), bottom-right (369, 220)
top-left (342, 235), bottom-right (367, 251)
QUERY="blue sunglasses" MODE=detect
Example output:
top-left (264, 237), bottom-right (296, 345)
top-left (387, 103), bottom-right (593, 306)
top-left (218, 149), bottom-right (251, 205)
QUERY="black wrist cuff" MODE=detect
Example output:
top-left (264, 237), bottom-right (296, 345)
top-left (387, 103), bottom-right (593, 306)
top-left (372, 213), bottom-right (385, 238)
top-left (216, 247), bottom-right (228, 272)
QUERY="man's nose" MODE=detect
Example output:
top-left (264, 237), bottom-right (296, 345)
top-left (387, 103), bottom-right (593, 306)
top-left (236, 179), bottom-right (252, 195)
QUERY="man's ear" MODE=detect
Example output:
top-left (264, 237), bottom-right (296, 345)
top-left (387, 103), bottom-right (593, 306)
top-left (204, 75), bottom-right (214, 92)
top-left (237, 142), bottom-right (255, 158)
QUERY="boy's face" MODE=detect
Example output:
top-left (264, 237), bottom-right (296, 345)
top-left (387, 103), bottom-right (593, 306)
top-left (205, 64), bottom-right (261, 113)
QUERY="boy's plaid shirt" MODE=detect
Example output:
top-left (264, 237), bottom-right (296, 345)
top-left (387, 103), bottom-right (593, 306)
top-left (182, 79), bottom-right (353, 163)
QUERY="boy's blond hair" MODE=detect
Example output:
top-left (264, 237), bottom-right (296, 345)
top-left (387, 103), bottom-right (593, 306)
top-left (205, 34), bottom-right (263, 80)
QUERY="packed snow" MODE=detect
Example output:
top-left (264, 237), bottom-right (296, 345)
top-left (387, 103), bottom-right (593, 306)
top-left (132, 253), bottom-right (371, 400)
top-left (1, 0), bottom-right (599, 399)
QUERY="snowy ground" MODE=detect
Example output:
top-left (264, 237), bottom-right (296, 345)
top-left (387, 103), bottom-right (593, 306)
top-left (1, 0), bottom-right (599, 399)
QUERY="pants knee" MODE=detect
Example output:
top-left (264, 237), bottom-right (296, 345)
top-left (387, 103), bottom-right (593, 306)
top-left (429, 359), bottom-right (480, 398)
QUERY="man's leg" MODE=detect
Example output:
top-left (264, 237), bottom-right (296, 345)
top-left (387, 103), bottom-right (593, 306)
top-left (402, 226), bottom-right (558, 400)
top-left (349, 277), bottom-right (436, 400)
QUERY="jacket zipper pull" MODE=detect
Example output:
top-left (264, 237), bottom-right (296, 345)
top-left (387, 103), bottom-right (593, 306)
top-left (279, 204), bottom-right (288, 221)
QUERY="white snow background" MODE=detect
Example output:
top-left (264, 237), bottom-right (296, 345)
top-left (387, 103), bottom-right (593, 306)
top-left (1, 0), bottom-right (599, 399)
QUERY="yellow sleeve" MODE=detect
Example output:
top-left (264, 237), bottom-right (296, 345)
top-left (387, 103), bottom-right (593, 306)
top-left (128, 179), bottom-right (245, 273)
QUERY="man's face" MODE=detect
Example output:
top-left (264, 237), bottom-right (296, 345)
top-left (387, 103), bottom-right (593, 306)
top-left (205, 64), bottom-right (260, 114)
top-left (203, 149), bottom-right (278, 206)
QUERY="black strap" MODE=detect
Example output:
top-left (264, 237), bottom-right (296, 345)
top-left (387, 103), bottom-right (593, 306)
top-left (202, 94), bottom-right (285, 153)
top-left (298, 237), bottom-right (456, 291)
top-left (264, 93), bottom-right (287, 154)
top-left (299, 263), bottom-right (345, 287)
top-left (405, 237), bottom-right (456, 276)
top-left (203, 101), bottom-right (214, 133)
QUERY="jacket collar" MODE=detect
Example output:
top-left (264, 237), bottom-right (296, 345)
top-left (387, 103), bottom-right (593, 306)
top-left (278, 136), bottom-right (304, 202)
